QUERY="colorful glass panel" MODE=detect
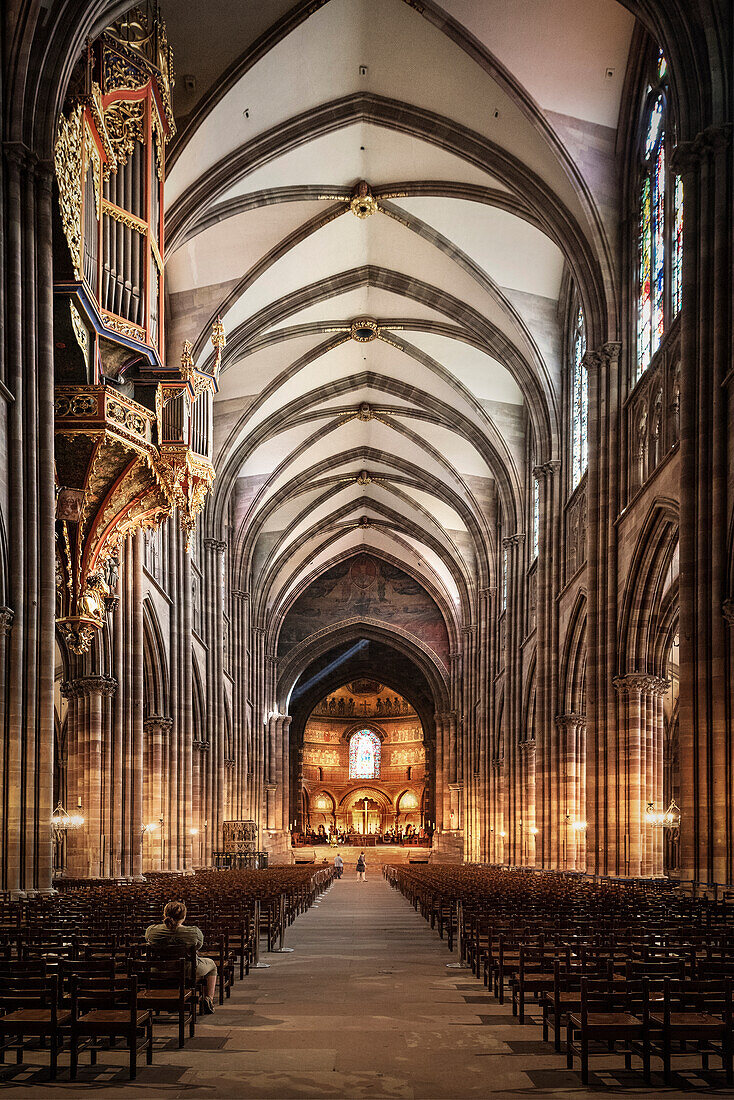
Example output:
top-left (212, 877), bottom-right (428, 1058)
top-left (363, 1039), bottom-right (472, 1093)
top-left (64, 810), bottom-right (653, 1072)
top-left (638, 175), bottom-right (652, 376)
top-left (652, 140), bottom-right (665, 355)
top-left (673, 174), bottom-right (683, 316)
top-left (349, 729), bottom-right (381, 779)
top-left (571, 306), bottom-right (587, 489)
top-left (657, 50), bottom-right (667, 80)
top-left (502, 547), bottom-right (508, 612)
top-left (644, 95), bottom-right (664, 159)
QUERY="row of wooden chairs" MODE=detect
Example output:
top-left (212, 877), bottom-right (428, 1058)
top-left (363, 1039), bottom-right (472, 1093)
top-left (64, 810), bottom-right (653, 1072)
top-left (386, 864), bottom-right (734, 1086)
top-left (0, 865), bottom-right (335, 1081)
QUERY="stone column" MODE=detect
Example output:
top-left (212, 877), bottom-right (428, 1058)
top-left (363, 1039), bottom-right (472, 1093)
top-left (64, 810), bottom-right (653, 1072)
top-left (555, 713), bottom-right (587, 871)
top-left (584, 342), bottom-right (622, 875)
top-left (672, 130), bottom-right (732, 885)
top-left (144, 716), bottom-right (172, 870)
top-left (519, 739), bottom-right (537, 865)
top-left (613, 673), bottom-right (668, 878)
top-left (502, 533), bottom-right (525, 864)
top-left (2, 149), bottom-right (56, 896)
top-left (533, 463), bottom-right (561, 869)
top-left (62, 676), bottom-right (116, 878)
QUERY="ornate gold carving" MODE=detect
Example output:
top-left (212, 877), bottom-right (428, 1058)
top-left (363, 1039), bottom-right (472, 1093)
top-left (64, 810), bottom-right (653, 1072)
top-left (55, 392), bottom-right (98, 418)
top-left (100, 311), bottom-right (146, 342)
top-left (69, 301), bottom-right (90, 366)
top-left (103, 46), bottom-right (149, 94)
top-left (81, 83), bottom-right (115, 173)
top-left (104, 99), bottom-right (145, 168)
top-left (151, 112), bottom-right (164, 180)
top-left (84, 120), bottom-right (102, 218)
top-left (350, 180), bottom-right (378, 218)
top-left (102, 199), bottom-right (146, 234)
top-left (351, 317), bottom-right (379, 342)
top-left (54, 106), bottom-right (84, 279)
top-left (150, 235), bottom-right (164, 272)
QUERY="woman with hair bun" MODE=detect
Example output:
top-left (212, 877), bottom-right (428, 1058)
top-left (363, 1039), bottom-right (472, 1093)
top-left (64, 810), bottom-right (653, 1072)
top-left (145, 900), bottom-right (218, 1014)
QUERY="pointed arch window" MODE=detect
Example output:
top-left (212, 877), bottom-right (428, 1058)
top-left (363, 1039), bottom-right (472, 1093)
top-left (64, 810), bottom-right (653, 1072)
top-left (570, 305), bottom-right (587, 491)
top-left (636, 50), bottom-right (683, 380)
top-left (532, 477), bottom-right (540, 560)
top-left (349, 729), bottom-right (381, 780)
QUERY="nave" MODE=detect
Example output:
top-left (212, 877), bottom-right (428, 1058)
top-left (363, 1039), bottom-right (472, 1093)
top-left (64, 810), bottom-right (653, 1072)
top-left (3, 868), bottom-right (730, 1098)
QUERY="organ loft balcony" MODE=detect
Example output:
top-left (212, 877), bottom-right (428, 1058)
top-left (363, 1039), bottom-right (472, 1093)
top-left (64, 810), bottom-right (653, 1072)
top-left (52, 3), bottom-right (224, 654)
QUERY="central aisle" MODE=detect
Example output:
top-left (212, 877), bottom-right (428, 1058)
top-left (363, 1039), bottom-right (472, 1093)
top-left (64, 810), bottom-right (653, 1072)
top-left (170, 872), bottom-right (556, 1099)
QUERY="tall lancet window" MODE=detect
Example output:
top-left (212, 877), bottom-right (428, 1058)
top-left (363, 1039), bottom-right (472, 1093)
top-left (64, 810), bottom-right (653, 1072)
top-left (532, 477), bottom-right (540, 560)
top-left (636, 50), bottom-right (682, 380)
top-left (570, 305), bottom-right (587, 491)
top-left (349, 729), bottom-right (381, 780)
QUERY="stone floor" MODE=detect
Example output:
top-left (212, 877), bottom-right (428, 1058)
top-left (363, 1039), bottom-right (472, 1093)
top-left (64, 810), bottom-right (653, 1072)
top-left (2, 871), bottom-right (731, 1097)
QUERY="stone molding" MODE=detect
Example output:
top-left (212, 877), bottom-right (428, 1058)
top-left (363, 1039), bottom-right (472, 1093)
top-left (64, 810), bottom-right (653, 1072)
top-left (0, 607), bottom-right (14, 636)
top-left (555, 712), bottom-right (587, 729)
top-left (144, 715), bottom-right (173, 735)
top-left (612, 673), bottom-right (669, 697)
top-left (671, 125), bottom-right (733, 177)
top-left (533, 461), bottom-right (561, 480)
top-left (61, 675), bottom-right (117, 698)
top-left (583, 341), bottom-right (621, 373)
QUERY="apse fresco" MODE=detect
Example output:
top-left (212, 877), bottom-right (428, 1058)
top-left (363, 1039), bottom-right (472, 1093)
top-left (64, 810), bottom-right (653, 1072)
top-left (278, 553), bottom-right (450, 665)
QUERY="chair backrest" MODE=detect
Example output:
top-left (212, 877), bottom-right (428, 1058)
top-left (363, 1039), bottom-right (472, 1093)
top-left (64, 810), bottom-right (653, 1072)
top-left (0, 973), bottom-right (58, 1012)
top-left (130, 954), bottom-right (187, 992)
top-left (59, 958), bottom-right (116, 1000)
top-left (71, 975), bottom-right (137, 1020)
top-left (0, 960), bottom-right (47, 979)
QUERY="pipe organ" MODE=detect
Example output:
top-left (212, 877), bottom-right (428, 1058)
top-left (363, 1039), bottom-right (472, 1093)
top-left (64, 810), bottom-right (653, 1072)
top-left (52, 2), bottom-right (222, 655)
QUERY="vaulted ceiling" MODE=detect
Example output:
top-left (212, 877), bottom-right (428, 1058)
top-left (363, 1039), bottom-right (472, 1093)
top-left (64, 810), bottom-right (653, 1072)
top-left (163, 0), bottom-right (635, 660)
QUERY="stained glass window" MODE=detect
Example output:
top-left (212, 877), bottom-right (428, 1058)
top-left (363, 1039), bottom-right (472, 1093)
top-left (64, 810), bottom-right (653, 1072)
top-left (672, 174), bottom-right (683, 316)
top-left (532, 477), bottom-right (539, 559)
top-left (349, 729), bottom-right (381, 779)
top-left (636, 53), bottom-right (681, 379)
top-left (571, 305), bottom-right (587, 491)
top-left (502, 546), bottom-right (508, 612)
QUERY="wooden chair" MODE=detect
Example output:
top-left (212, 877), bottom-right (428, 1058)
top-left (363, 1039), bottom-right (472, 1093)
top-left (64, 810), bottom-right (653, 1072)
top-left (129, 953), bottom-right (195, 1048)
top-left (69, 975), bottom-right (152, 1081)
top-left (0, 974), bottom-right (67, 1080)
top-left (646, 977), bottom-right (733, 1085)
top-left (566, 976), bottom-right (644, 1085)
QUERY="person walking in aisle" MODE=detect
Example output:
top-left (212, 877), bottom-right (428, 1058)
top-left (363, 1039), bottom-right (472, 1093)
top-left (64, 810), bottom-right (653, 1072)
top-left (356, 851), bottom-right (366, 882)
top-left (334, 852), bottom-right (344, 879)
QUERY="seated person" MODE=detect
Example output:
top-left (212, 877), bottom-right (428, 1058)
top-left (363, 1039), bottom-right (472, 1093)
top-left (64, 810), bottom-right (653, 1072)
top-left (145, 900), bottom-right (217, 1014)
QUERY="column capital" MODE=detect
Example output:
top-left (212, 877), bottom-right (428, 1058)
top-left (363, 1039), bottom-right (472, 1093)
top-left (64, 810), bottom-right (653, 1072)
top-left (519, 738), bottom-right (537, 753)
top-left (144, 715), bottom-right (173, 735)
top-left (671, 125), bottom-right (732, 177)
top-left (192, 738), bottom-right (210, 752)
top-left (62, 675), bottom-right (117, 698)
top-left (502, 532), bottom-right (525, 548)
top-left (583, 341), bottom-right (621, 373)
top-left (233, 589), bottom-right (250, 602)
top-left (554, 712), bottom-right (587, 730)
top-left (722, 598), bottom-right (734, 626)
top-left (0, 607), bottom-right (14, 636)
top-left (533, 460), bottom-right (561, 481)
top-left (613, 672), bottom-right (669, 697)
top-left (203, 538), bottom-right (227, 553)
